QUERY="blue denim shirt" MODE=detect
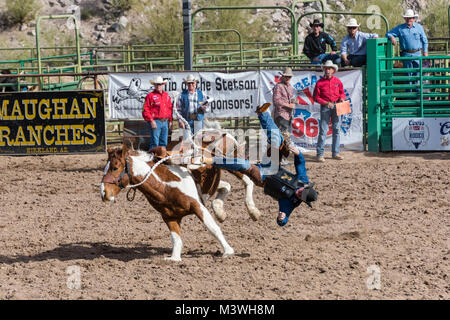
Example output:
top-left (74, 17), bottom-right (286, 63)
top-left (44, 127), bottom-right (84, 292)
top-left (386, 22), bottom-right (428, 53)
top-left (341, 31), bottom-right (378, 56)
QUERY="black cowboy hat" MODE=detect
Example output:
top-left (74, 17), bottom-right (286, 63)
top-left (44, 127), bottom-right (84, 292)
top-left (301, 183), bottom-right (318, 208)
top-left (310, 19), bottom-right (324, 28)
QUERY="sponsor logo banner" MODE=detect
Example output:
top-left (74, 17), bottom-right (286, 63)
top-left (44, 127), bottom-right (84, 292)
top-left (260, 70), bottom-right (363, 151)
top-left (0, 91), bottom-right (105, 155)
top-left (393, 117), bottom-right (450, 151)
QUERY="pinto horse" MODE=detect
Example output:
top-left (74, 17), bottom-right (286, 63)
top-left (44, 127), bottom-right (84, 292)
top-left (100, 144), bottom-right (235, 261)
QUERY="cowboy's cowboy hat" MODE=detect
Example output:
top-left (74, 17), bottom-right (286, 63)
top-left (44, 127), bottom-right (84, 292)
top-left (280, 67), bottom-right (294, 77)
top-left (150, 76), bottom-right (168, 85)
top-left (309, 19), bottom-right (324, 28)
top-left (402, 9), bottom-right (418, 18)
top-left (346, 18), bottom-right (360, 28)
top-left (321, 60), bottom-right (338, 73)
top-left (183, 74), bottom-right (197, 83)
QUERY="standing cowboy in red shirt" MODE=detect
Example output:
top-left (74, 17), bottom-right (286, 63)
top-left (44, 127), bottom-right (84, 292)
top-left (142, 76), bottom-right (173, 150)
top-left (313, 60), bottom-right (346, 162)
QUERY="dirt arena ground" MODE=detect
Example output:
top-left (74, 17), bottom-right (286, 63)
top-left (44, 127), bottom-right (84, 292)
top-left (0, 150), bottom-right (448, 300)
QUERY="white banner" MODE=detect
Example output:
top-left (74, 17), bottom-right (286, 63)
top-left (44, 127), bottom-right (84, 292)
top-left (260, 70), bottom-right (364, 151)
top-left (108, 72), bottom-right (260, 119)
top-left (392, 118), bottom-right (450, 151)
top-left (108, 70), bottom-right (364, 151)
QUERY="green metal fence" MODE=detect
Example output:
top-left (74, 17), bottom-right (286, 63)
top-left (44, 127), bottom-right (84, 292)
top-left (367, 38), bottom-right (450, 152)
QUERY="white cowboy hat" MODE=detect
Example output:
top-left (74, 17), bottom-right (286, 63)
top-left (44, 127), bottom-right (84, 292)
top-left (183, 74), bottom-right (197, 83)
top-left (321, 60), bottom-right (338, 73)
top-left (150, 76), bottom-right (168, 85)
top-left (403, 9), bottom-right (418, 18)
top-left (280, 67), bottom-right (294, 77)
top-left (346, 18), bottom-right (360, 28)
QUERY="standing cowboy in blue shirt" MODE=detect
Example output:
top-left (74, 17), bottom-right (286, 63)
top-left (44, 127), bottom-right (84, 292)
top-left (386, 9), bottom-right (428, 91)
top-left (176, 74), bottom-right (208, 135)
top-left (341, 18), bottom-right (378, 67)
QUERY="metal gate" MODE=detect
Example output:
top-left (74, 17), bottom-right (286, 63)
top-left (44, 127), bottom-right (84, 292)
top-left (367, 38), bottom-right (450, 151)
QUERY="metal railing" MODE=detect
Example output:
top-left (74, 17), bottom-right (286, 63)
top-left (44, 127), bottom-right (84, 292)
top-left (367, 38), bottom-right (450, 151)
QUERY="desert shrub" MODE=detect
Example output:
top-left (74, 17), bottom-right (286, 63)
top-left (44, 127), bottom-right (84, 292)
top-left (110, 0), bottom-right (135, 15)
top-left (5, 0), bottom-right (37, 25)
top-left (422, 0), bottom-right (450, 38)
top-left (129, 0), bottom-right (276, 45)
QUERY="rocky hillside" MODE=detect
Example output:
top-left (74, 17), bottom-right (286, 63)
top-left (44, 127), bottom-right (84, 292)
top-left (0, 0), bottom-right (436, 59)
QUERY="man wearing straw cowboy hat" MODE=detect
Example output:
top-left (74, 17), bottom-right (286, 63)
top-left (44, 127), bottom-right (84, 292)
top-left (313, 60), bottom-right (346, 162)
top-left (176, 74), bottom-right (208, 135)
top-left (341, 18), bottom-right (378, 67)
top-left (386, 9), bottom-right (428, 91)
top-left (142, 76), bottom-right (173, 150)
top-left (303, 19), bottom-right (341, 65)
top-left (273, 67), bottom-right (296, 134)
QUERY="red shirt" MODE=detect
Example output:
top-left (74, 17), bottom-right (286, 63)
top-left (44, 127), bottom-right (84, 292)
top-left (142, 90), bottom-right (173, 122)
top-left (313, 76), bottom-right (346, 105)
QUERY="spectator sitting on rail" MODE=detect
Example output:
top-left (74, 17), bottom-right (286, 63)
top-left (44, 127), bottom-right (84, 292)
top-left (313, 60), bottom-right (346, 162)
top-left (176, 103), bottom-right (318, 227)
top-left (142, 76), bottom-right (173, 150)
top-left (303, 19), bottom-right (341, 66)
top-left (176, 74), bottom-right (209, 137)
top-left (386, 9), bottom-right (428, 92)
top-left (340, 18), bottom-right (378, 67)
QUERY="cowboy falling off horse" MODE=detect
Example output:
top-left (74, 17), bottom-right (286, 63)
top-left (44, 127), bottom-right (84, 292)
top-left (101, 74), bottom-right (318, 260)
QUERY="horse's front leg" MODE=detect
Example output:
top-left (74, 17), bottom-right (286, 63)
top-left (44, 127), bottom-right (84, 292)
top-left (163, 218), bottom-right (183, 262)
top-left (212, 180), bottom-right (230, 222)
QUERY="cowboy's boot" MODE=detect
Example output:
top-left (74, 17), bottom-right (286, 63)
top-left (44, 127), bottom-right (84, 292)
top-left (255, 102), bottom-right (272, 114)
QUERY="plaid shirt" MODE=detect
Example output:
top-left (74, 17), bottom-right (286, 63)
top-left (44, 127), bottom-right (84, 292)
top-left (273, 82), bottom-right (295, 121)
top-left (177, 91), bottom-right (198, 115)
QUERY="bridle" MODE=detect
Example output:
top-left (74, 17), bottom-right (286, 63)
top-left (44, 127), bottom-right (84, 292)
top-left (101, 159), bottom-right (131, 190)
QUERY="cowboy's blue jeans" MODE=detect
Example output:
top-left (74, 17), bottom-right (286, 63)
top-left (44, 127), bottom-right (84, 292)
top-left (212, 111), bottom-right (309, 184)
top-left (311, 53), bottom-right (342, 65)
top-left (148, 119), bottom-right (169, 150)
top-left (316, 105), bottom-right (341, 157)
top-left (342, 54), bottom-right (366, 67)
top-left (182, 119), bottom-right (203, 139)
top-left (401, 51), bottom-right (421, 92)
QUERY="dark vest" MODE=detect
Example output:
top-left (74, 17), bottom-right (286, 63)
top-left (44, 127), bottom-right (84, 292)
top-left (180, 89), bottom-right (204, 121)
top-left (263, 167), bottom-right (303, 200)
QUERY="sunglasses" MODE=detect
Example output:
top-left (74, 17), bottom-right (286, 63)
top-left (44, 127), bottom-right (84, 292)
top-left (347, 27), bottom-right (357, 30)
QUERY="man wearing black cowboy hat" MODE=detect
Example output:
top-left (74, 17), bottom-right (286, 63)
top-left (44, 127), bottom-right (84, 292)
top-left (303, 19), bottom-right (341, 65)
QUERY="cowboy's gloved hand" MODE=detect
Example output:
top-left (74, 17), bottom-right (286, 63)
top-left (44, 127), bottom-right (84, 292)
top-left (190, 156), bottom-right (203, 165)
top-left (288, 144), bottom-right (299, 155)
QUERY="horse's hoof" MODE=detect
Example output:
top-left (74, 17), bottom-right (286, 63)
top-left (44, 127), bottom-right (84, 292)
top-left (164, 256), bottom-right (182, 262)
top-left (222, 248), bottom-right (235, 258)
top-left (212, 199), bottom-right (227, 222)
top-left (248, 206), bottom-right (261, 221)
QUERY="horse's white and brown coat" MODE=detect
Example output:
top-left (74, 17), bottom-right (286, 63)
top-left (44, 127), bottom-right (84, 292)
top-left (101, 145), bottom-right (234, 261)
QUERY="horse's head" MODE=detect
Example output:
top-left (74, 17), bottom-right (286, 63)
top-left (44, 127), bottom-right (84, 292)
top-left (100, 144), bottom-right (131, 202)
